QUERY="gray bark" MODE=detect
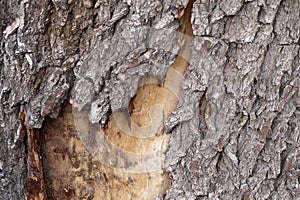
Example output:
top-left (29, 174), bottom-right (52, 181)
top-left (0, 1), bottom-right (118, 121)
top-left (0, 0), bottom-right (299, 199)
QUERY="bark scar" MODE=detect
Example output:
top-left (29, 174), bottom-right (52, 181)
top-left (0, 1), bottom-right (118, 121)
top-left (71, 0), bottom-right (195, 198)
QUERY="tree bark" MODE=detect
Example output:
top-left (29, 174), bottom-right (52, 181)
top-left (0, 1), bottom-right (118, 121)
top-left (0, 0), bottom-right (299, 200)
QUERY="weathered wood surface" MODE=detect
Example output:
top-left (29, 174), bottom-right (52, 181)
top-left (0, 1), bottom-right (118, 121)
top-left (0, 0), bottom-right (299, 199)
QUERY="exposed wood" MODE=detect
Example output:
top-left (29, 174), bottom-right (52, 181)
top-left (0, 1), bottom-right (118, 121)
top-left (42, 0), bottom-right (195, 199)
top-left (19, 109), bottom-right (47, 200)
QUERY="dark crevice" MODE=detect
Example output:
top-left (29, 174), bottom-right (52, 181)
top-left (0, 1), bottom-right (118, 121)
top-left (198, 91), bottom-right (208, 137)
top-left (270, 0), bottom-right (283, 44)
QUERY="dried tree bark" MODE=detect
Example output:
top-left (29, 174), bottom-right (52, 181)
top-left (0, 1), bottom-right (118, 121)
top-left (0, 0), bottom-right (299, 200)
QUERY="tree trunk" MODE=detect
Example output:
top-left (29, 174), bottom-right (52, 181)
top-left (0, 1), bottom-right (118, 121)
top-left (0, 0), bottom-right (299, 199)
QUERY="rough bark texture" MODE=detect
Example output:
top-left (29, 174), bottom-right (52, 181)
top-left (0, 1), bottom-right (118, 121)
top-left (0, 0), bottom-right (299, 200)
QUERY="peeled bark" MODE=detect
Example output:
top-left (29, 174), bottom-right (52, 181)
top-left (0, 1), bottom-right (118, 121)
top-left (0, 0), bottom-right (299, 199)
